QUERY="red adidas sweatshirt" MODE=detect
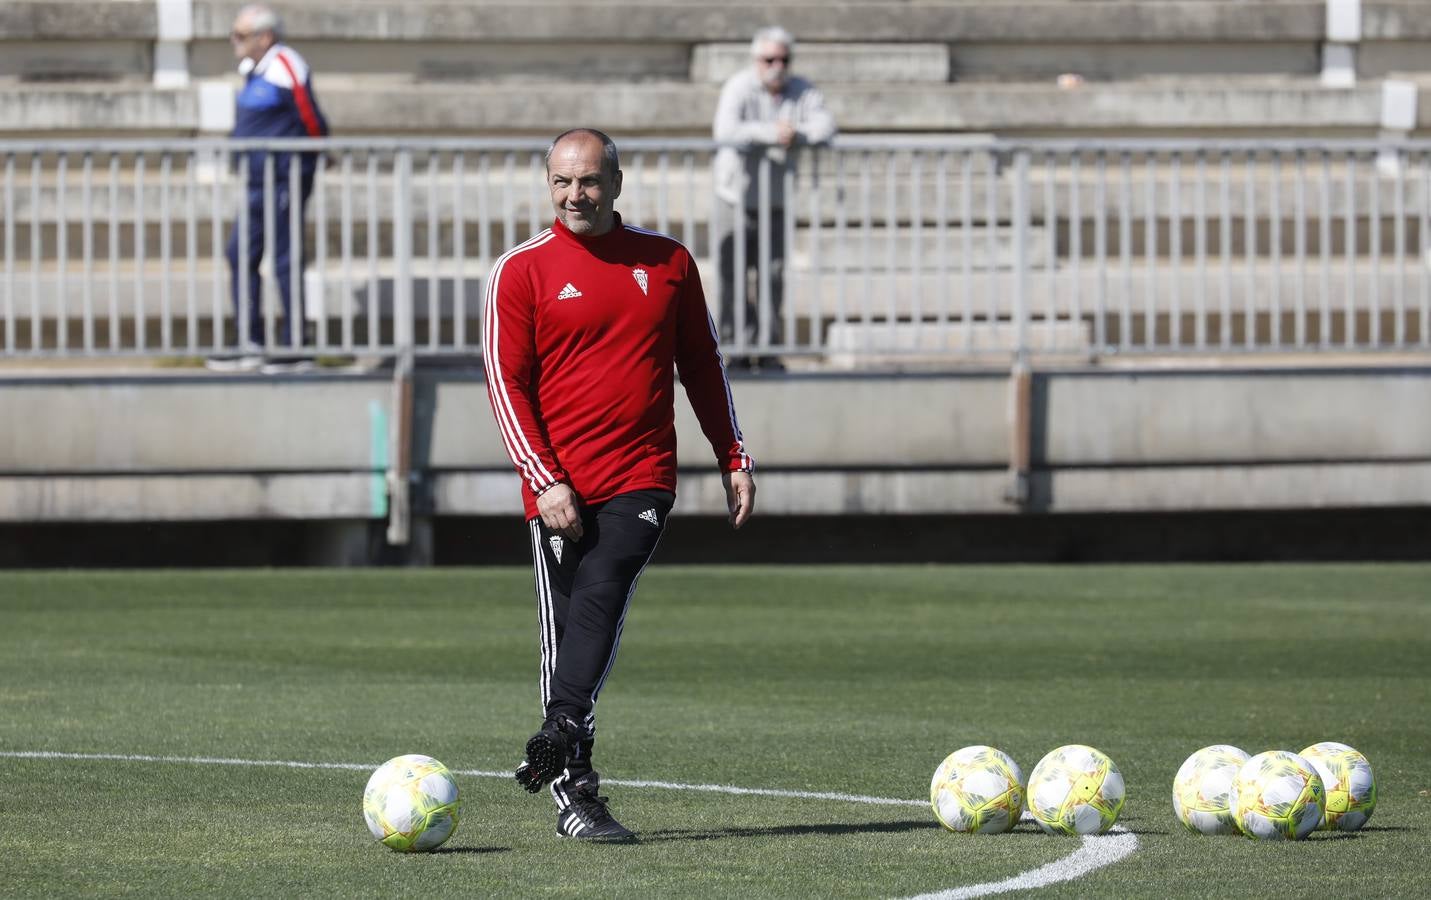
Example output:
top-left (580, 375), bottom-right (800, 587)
top-left (484, 214), bottom-right (753, 520)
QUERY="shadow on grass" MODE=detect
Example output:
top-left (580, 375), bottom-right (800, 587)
top-left (1315, 825), bottom-right (1414, 840)
top-left (434, 846), bottom-right (512, 855)
top-left (641, 819), bottom-right (956, 843)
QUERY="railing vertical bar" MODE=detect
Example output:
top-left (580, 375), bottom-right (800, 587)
top-left (134, 152), bottom-right (148, 353)
top-left (394, 150), bottom-right (414, 357)
top-left (29, 154), bottom-right (41, 352)
top-left (262, 153), bottom-right (277, 353)
top-left (1170, 152), bottom-right (1182, 349)
top-left (210, 150), bottom-right (224, 352)
top-left (1194, 151), bottom-right (1207, 349)
top-left (785, 157), bottom-right (798, 353)
top-left (961, 151), bottom-right (973, 351)
top-left (935, 151), bottom-right (949, 341)
top-left (340, 152), bottom-right (354, 351)
top-left (1143, 150), bottom-right (1157, 350)
top-left (1094, 151), bottom-right (1108, 351)
top-left (1393, 150), bottom-right (1407, 347)
top-left (1243, 150), bottom-right (1256, 350)
top-left (428, 150), bottom-right (440, 352)
top-left (1269, 151), bottom-right (1282, 348)
top-left (886, 150), bottom-right (900, 351)
top-left (807, 150), bottom-right (822, 355)
top-left (630, 151), bottom-right (644, 228)
top-left (858, 151), bottom-right (872, 353)
top-left (1319, 151), bottom-right (1332, 348)
top-left (2, 153), bottom-right (13, 354)
top-left (159, 151), bottom-right (172, 352)
top-left (82, 152), bottom-right (95, 353)
top-left (1118, 151), bottom-right (1132, 351)
top-left (834, 150), bottom-right (848, 353)
top-left (505, 147), bottom-right (527, 263)
top-left (985, 150), bottom-right (999, 346)
top-left (313, 153), bottom-right (328, 351)
top-left (1013, 150), bottom-right (1030, 360)
top-left (184, 151), bottom-right (198, 353)
top-left (528, 151), bottom-right (541, 241)
top-left (1422, 152), bottom-right (1430, 347)
top-left (366, 151), bottom-right (380, 351)
top-left (1370, 153), bottom-right (1382, 347)
top-left (110, 153), bottom-right (122, 351)
top-left (682, 153), bottom-right (695, 255)
top-left (657, 152), bottom-right (670, 237)
top-left (1345, 153), bottom-right (1357, 348)
top-left (287, 150), bottom-right (302, 351)
top-left (1294, 150), bottom-right (1307, 348)
top-left (478, 152), bottom-right (493, 348)
top-left (452, 151), bottom-right (466, 351)
top-left (1219, 151), bottom-right (1232, 350)
top-left (756, 155), bottom-right (773, 348)
top-left (1070, 152), bottom-right (1083, 349)
top-left (56, 152), bottom-right (69, 352)
top-left (1044, 150), bottom-right (1058, 350)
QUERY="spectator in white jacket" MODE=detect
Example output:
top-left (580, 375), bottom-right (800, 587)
top-left (713, 26), bottom-right (836, 370)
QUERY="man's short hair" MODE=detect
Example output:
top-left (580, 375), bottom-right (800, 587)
top-left (545, 128), bottom-right (621, 177)
top-left (750, 26), bottom-right (795, 56)
top-left (238, 3), bottom-right (282, 38)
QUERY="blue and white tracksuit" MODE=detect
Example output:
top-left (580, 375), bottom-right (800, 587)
top-left (226, 44), bottom-right (329, 347)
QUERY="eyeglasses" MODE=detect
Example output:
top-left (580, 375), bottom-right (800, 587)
top-left (760, 56), bottom-right (790, 65)
top-left (229, 30), bottom-right (255, 42)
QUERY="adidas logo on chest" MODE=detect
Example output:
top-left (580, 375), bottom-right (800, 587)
top-left (555, 282), bottom-right (583, 301)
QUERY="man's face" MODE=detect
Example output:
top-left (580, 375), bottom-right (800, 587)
top-left (229, 14), bottom-right (274, 64)
top-left (753, 40), bottom-right (792, 91)
top-left (547, 134), bottom-right (622, 237)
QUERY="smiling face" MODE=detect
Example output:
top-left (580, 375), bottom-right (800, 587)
top-left (547, 132), bottom-right (622, 237)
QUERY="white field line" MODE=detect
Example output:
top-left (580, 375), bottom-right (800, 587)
top-left (0, 750), bottom-right (1138, 898)
top-left (901, 824), bottom-right (1138, 900)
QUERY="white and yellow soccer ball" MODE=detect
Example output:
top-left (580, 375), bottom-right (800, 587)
top-left (1172, 744), bottom-right (1250, 835)
top-left (1026, 744), bottom-right (1125, 835)
top-left (363, 754), bottom-right (461, 852)
top-left (929, 745), bottom-right (1026, 834)
top-left (1299, 741), bottom-right (1376, 832)
top-left (1229, 750), bottom-right (1325, 841)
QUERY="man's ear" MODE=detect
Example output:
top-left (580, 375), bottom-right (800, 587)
top-left (610, 169), bottom-right (623, 201)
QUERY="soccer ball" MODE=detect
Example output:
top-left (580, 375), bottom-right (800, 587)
top-left (929, 745), bottom-right (1026, 834)
top-left (1026, 744), bottom-right (1125, 835)
top-left (1299, 742), bottom-right (1376, 832)
top-left (1229, 750), bottom-right (1324, 841)
top-left (1172, 744), bottom-right (1250, 835)
top-left (363, 754), bottom-right (461, 852)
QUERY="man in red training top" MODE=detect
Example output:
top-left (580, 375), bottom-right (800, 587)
top-left (484, 128), bottom-right (756, 842)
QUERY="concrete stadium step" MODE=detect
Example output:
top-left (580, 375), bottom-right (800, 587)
top-left (3, 1), bottom-right (1340, 45)
top-left (0, 79), bottom-right (1389, 136)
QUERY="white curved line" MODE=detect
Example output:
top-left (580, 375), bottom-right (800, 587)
top-left (900, 825), bottom-right (1139, 900)
top-left (0, 751), bottom-right (1138, 896)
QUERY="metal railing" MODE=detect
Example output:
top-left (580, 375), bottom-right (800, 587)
top-left (3, 137), bottom-right (1431, 364)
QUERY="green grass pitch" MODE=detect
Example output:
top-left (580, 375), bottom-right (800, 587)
top-left (1, 564), bottom-right (1428, 897)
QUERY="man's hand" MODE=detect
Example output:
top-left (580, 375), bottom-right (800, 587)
top-left (774, 121), bottom-right (797, 148)
top-left (537, 483), bottom-right (583, 541)
top-left (722, 470), bottom-right (756, 530)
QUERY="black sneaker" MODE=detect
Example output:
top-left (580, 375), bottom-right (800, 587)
top-left (556, 775), bottom-right (636, 842)
top-left (514, 714), bottom-right (580, 794)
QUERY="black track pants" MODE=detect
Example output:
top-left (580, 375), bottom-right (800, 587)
top-left (526, 488), bottom-right (672, 767)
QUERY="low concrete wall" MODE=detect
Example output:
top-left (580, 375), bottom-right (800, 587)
top-left (1, 363), bottom-right (1426, 527)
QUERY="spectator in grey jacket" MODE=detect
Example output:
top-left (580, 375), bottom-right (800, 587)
top-left (713, 26), bottom-right (836, 370)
